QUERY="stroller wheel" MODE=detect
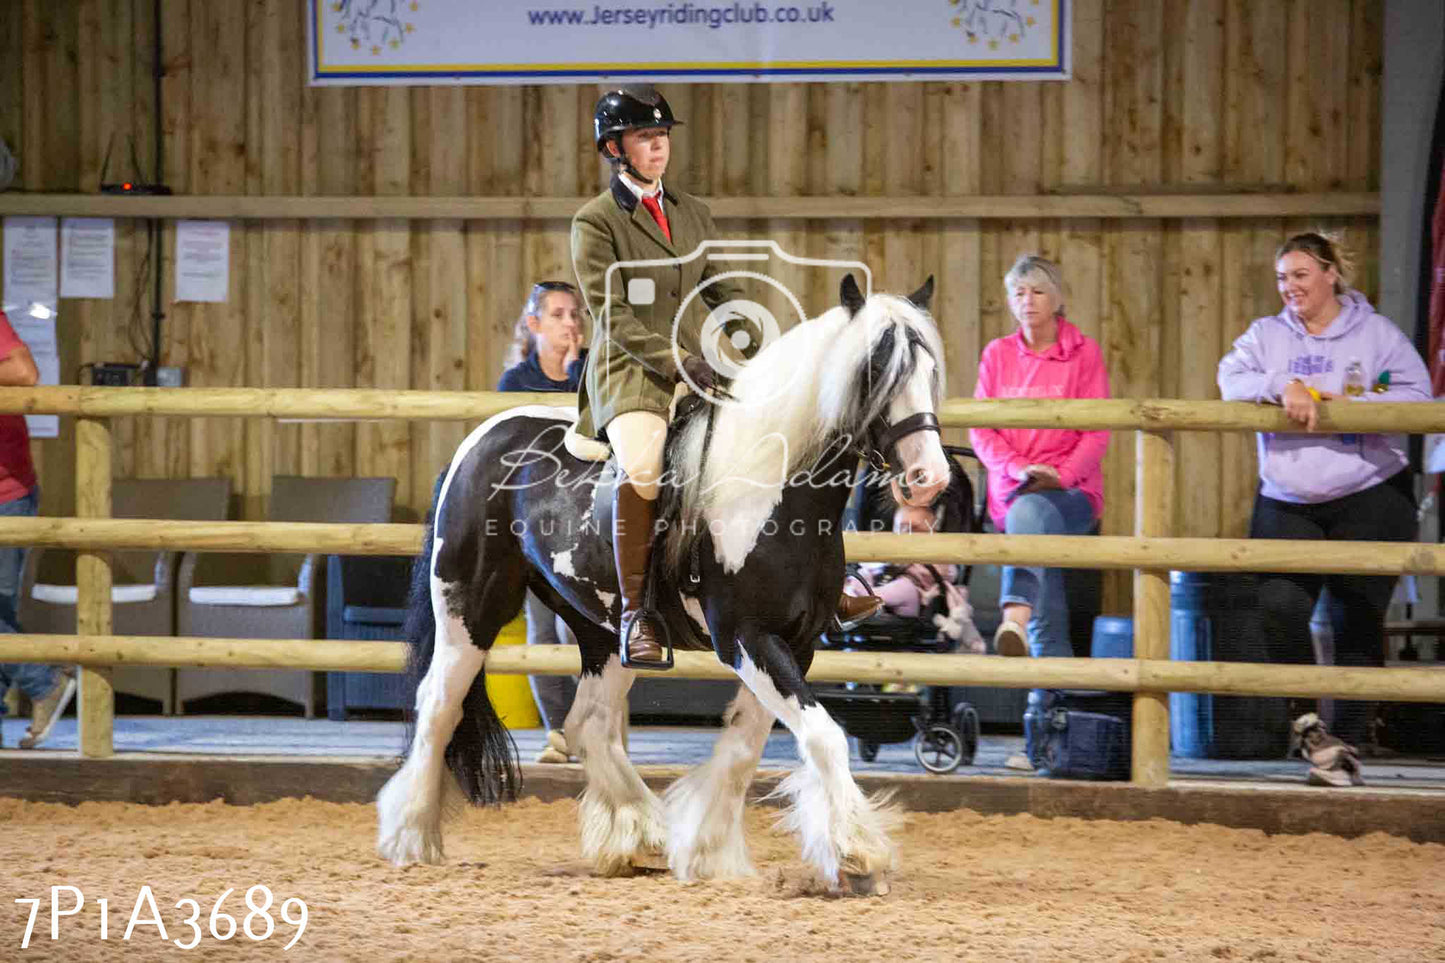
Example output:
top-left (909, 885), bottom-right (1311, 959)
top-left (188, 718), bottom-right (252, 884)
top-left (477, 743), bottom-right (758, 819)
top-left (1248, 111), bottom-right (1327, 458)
top-left (857, 738), bottom-right (880, 762)
top-left (955, 704), bottom-right (980, 765)
top-left (913, 723), bottom-right (964, 774)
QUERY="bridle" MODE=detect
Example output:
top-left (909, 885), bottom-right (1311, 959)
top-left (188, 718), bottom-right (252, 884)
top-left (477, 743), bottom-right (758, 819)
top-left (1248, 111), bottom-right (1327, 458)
top-left (858, 410), bottom-right (941, 503)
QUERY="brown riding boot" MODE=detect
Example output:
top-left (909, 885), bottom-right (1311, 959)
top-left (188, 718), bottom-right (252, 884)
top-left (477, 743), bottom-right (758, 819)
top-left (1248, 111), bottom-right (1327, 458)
top-left (613, 478), bottom-right (669, 668)
top-left (835, 593), bottom-right (883, 630)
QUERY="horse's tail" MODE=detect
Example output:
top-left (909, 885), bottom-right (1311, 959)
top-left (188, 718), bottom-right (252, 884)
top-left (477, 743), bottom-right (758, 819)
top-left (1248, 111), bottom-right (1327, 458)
top-left (399, 470), bottom-right (443, 761)
top-left (400, 468), bottom-right (520, 805)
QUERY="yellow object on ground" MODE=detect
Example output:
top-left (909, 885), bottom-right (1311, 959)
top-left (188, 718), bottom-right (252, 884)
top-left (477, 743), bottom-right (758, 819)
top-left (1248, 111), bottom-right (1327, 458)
top-left (484, 616), bottom-right (541, 730)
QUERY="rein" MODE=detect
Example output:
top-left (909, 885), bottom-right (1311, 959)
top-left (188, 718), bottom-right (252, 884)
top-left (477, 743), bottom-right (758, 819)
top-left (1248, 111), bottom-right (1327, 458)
top-left (688, 391), bottom-right (722, 587)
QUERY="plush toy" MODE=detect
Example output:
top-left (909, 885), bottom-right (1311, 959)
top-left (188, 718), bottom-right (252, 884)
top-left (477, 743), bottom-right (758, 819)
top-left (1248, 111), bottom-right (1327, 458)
top-left (930, 582), bottom-right (986, 655)
top-left (1290, 712), bottom-right (1364, 787)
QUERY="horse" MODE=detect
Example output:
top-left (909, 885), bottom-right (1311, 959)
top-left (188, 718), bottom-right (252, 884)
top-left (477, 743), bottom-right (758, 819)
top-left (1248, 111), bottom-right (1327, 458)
top-left (376, 274), bottom-right (953, 894)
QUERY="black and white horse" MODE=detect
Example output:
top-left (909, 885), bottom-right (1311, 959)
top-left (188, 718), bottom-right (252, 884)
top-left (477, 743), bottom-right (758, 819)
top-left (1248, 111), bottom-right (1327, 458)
top-left (377, 276), bottom-right (952, 894)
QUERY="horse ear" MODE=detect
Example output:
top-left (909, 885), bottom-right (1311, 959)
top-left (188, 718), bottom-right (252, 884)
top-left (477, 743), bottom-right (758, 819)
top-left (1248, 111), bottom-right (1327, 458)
top-left (840, 273), bottom-right (866, 317)
top-left (908, 276), bottom-right (935, 311)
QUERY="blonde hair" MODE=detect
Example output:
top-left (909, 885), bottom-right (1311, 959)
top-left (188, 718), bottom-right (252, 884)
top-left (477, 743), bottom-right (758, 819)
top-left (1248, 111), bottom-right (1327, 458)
top-left (1275, 231), bottom-right (1354, 295)
top-left (1003, 254), bottom-right (1067, 316)
top-left (505, 281), bottom-right (579, 368)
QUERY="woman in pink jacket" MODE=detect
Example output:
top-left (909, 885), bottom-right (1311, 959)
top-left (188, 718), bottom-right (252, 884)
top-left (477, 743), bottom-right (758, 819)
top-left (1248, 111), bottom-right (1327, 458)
top-left (971, 255), bottom-right (1110, 766)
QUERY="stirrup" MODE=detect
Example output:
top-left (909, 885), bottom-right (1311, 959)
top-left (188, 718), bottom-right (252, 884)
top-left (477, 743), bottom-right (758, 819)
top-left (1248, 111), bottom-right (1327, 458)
top-left (618, 610), bottom-right (675, 671)
top-left (833, 599), bottom-right (884, 633)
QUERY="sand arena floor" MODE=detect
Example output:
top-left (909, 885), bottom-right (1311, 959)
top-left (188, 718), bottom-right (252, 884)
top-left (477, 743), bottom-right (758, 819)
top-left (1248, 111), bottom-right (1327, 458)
top-left (3, 794), bottom-right (1442, 962)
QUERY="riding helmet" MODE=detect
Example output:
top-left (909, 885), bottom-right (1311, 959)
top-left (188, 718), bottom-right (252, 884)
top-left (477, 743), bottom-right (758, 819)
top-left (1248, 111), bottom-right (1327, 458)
top-left (593, 85), bottom-right (683, 154)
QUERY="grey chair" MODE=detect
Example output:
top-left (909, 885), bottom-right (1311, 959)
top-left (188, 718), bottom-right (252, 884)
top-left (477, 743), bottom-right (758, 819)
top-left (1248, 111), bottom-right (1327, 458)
top-left (324, 554), bottom-right (413, 720)
top-left (19, 478), bottom-right (233, 714)
top-left (175, 476), bottom-right (396, 717)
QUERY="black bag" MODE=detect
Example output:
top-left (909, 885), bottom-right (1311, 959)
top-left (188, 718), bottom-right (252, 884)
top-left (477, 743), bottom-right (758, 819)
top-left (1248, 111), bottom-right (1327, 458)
top-left (1028, 690), bottom-right (1131, 781)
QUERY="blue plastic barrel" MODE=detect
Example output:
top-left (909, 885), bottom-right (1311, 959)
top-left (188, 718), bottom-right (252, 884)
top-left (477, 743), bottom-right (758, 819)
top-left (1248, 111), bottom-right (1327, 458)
top-left (1169, 572), bottom-right (1289, 759)
top-left (1169, 572), bottom-right (1216, 758)
top-left (1090, 616), bottom-right (1134, 660)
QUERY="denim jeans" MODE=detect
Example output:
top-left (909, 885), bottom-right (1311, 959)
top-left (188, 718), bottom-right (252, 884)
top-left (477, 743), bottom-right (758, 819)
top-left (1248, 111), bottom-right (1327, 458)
top-left (524, 589), bottom-right (577, 732)
top-left (999, 488), bottom-right (1096, 759)
top-left (0, 488), bottom-right (56, 715)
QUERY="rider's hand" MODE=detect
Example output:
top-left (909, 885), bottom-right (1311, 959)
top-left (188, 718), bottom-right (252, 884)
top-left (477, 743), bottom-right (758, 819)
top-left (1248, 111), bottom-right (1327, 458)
top-left (681, 354), bottom-right (723, 394)
top-left (1281, 380), bottom-right (1325, 431)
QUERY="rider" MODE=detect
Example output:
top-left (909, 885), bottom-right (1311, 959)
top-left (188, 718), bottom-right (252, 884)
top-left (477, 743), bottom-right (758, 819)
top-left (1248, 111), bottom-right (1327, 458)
top-left (571, 85), bottom-right (881, 669)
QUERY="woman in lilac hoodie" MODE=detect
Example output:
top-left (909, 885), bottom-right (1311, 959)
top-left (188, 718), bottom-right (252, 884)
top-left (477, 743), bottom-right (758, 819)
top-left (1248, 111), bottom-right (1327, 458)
top-left (1218, 232), bottom-right (1430, 749)
top-left (972, 255), bottom-right (1111, 770)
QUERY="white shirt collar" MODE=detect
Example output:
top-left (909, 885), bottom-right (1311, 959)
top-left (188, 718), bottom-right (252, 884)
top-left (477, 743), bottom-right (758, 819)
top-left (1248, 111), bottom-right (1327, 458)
top-left (618, 170), bottom-right (664, 202)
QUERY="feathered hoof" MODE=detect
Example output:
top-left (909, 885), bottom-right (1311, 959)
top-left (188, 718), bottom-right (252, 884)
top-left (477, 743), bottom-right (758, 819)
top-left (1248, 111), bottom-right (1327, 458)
top-left (668, 842), bottom-right (756, 883)
top-left (376, 823), bottom-right (445, 867)
top-left (841, 872), bottom-right (891, 897)
top-left (579, 791), bottom-right (668, 876)
top-left (376, 773), bottom-right (447, 867)
top-left (591, 852), bottom-right (638, 878)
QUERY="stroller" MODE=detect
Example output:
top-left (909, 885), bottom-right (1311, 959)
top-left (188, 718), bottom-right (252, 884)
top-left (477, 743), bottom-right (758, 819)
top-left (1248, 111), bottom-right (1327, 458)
top-left (815, 446), bottom-right (984, 774)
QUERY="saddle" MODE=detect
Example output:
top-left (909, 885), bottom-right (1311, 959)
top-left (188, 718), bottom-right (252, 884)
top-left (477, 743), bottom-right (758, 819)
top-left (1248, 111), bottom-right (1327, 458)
top-left (569, 389), bottom-right (716, 659)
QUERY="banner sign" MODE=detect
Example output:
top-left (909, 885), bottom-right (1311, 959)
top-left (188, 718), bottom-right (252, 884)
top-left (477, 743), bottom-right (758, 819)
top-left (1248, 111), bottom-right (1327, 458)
top-left (308, 0), bottom-right (1069, 86)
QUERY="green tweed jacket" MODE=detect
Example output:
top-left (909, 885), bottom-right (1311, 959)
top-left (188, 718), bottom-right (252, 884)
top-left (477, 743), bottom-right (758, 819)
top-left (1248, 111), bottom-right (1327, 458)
top-left (571, 174), bottom-right (743, 439)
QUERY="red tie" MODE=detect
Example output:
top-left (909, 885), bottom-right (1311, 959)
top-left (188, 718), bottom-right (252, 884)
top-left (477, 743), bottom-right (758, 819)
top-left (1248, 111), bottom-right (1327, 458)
top-left (640, 193), bottom-right (671, 242)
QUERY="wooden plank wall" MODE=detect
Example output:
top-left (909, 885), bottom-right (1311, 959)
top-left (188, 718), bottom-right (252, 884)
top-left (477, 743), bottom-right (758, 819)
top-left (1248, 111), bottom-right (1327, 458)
top-left (1, 0), bottom-right (1384, 609)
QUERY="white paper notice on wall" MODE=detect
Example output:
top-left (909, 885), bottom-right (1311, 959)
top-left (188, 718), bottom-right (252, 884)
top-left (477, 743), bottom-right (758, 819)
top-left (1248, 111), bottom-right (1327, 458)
top-left (3, 216), bottom-right (59, 309)
top-left (24, 350), bottom-right (59, 439)
top-left (59, 217), bottom-right (115, 299)
top-left (8, 311), bottom-right (59, 439)
top-left (175, 219), bottom-right (230, 303)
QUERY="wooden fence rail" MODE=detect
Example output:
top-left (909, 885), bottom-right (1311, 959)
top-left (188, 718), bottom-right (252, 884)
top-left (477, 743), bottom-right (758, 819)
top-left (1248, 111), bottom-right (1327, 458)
top-left (0, 192), bottom-right (1381, 222)
top-left (0, 636), bottom-right (1440, 703)
top-left (0, 389), bottom-right (1443, 433)
top-left (1, 519), bottom-right (1445, 577)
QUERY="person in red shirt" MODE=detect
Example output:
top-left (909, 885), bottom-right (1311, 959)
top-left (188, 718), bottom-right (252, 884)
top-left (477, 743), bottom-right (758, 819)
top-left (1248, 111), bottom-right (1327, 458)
top-left (0, 308), bottom-right (73, 749)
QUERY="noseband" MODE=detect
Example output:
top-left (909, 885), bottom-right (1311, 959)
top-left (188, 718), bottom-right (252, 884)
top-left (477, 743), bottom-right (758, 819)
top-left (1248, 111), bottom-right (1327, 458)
top-left (860, 411), bottom-right (941, 502)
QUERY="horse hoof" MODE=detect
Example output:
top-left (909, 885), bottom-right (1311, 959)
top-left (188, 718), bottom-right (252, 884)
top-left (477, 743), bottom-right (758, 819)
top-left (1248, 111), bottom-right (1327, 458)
top-left (842, 873), bottom-right (890, 897)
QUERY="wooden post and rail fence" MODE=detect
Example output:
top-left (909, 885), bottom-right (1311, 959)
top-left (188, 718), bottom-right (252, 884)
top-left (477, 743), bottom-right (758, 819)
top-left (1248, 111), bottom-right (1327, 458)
top-left (0, 387), bottom-right (1443, 789)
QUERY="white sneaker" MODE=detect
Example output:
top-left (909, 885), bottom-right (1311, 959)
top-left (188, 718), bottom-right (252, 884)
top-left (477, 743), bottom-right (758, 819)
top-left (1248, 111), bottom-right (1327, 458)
top-left (18, 672), bottom-right (77, 750)
top-left (534, 729), bottom-right (572, 764)
top-left (993, 620), bottom-right (1028, 657)
top-left (1004, 752), bottom-right (1034, 772)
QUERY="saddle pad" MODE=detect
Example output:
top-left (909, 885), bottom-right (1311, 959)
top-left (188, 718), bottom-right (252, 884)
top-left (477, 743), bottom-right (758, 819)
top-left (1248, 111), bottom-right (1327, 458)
top-left (562, 382), bottom-right (698, 463)
top-left (564, 424), bottom-right (611, 462)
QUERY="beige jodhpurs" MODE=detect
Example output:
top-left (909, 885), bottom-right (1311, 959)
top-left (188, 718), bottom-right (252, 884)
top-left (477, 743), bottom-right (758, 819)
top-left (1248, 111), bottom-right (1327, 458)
top-left (605, 410), bottom-right (668, 501)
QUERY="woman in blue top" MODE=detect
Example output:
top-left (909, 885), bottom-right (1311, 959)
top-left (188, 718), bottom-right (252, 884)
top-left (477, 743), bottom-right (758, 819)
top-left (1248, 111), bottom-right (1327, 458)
top-left (497, 280), bottom-right (586, 762)
top-left (498, 280), bottom-right (586, 392)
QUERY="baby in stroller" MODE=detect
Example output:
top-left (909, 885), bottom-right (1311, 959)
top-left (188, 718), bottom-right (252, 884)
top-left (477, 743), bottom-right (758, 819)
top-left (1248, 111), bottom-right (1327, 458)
top-left (841, 455), bottom-right (986, 655)
top-left (819, 449), bottom-right (986, 771)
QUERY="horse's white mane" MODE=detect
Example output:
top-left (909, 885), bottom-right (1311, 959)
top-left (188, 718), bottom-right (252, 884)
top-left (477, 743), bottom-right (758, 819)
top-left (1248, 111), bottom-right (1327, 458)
top-left (663, 290), bottom-right (944, 571)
